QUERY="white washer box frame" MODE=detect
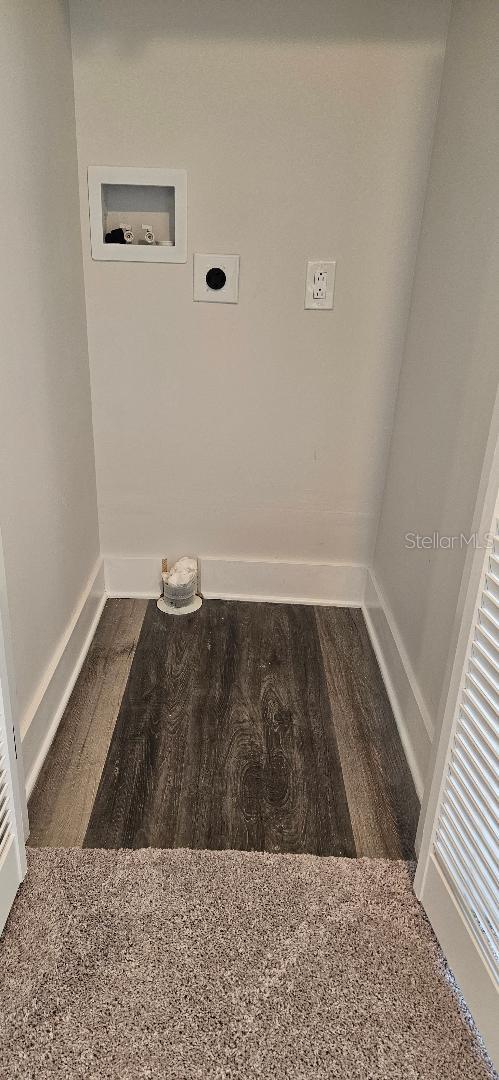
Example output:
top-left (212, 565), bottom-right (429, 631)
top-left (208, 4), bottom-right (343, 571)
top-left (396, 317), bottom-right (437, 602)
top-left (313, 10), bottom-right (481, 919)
top-left (87, 166), bottom-right (187, 263)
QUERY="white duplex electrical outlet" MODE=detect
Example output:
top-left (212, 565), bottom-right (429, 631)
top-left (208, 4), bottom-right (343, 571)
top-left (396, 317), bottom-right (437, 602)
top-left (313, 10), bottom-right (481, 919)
top-left (305, 260), bottom-right (336, 310)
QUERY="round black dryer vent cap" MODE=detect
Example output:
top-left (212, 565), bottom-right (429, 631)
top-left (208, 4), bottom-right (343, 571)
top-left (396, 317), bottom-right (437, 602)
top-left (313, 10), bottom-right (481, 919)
top-left (206, 266), bottom-right (227, 291)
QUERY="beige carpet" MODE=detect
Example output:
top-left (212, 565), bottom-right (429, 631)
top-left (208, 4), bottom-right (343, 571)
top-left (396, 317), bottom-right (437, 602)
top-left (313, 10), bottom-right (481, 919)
top-left (0, 850), bottom-right (496, 1080)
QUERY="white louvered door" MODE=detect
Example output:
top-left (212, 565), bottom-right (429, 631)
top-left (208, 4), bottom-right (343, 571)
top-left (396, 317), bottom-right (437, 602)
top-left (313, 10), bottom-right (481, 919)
top-left (434, 511), bottom-right (499, 982)
top-left (0, 696), bottom-right (25, 933)
top-left (0, 530), bottom-right (27, 935)
top-left (415, 478), bottom-right (499, 1067)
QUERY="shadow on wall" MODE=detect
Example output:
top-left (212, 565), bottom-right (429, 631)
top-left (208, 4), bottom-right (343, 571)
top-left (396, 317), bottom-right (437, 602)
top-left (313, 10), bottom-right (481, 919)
top-left (71, 0), bottom-right (450, 52)
top-left (373, 0), bottom-right (499, 727)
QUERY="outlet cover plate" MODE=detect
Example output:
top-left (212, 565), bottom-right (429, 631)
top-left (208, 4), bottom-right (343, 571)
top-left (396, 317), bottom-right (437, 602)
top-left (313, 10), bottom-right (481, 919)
top-left (305, 259), bottom-right (336, 310)
top-left (194, 253), bottom-right (240, 303)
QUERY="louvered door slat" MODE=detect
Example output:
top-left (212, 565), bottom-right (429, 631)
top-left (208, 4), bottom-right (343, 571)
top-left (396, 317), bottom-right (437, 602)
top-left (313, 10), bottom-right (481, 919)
top-left (447, 766), bottom-right (498, 868)
top-left (0, 732), bottom-right (14, 859)
top-left (453, 733), bottom-right (499, 816)
top-left (479, 610), bottom-right (499, 651)
top-left (460, 700), bottom-right (498, 759)
top-left (454, 736), bottom-right (498, 820)
top-left (473, 632), bottom-right (499, 675)
top-left (481, 594), bottom-right (499, 630)
top-left (435, 831), bottom-right (498, 960)
top-left (463, 684), bottom-right (498, 740)
top-left (489, 553), bottom-right (499, 582)
top-left (459, 712), bottom-right (498, 781)
top-left (468, 661), bottom-right (499, 711)
top-left (459, 711), bottom-right (498, 781)
top-left (448, 759), bottom-right (498, 863)
top-left (440, 801), bottom-right (498, 913)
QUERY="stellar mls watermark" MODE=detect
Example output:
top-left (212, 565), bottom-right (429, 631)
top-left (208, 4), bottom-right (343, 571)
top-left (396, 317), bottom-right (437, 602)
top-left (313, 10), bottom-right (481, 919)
top-left (405, 531), bottom-right (494, 550)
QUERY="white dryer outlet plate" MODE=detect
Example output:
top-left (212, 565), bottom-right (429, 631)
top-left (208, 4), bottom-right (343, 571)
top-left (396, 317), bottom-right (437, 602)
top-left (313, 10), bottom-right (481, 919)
top-left (193, 254), bottom-right (240, 303)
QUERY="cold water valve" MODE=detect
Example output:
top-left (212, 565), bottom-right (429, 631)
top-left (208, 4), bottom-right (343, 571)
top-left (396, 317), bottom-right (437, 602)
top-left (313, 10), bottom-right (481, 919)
top-left (142, 224), bottom-right (155, 244)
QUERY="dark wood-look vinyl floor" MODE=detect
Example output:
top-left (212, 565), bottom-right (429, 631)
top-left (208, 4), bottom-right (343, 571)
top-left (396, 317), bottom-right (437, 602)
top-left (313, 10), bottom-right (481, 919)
top-left (28, 599), bottom-right (420, 858)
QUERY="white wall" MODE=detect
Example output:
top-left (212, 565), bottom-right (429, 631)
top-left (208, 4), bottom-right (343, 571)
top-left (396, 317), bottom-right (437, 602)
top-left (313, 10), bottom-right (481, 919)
top-left (0, 1), bottom-right (100, 779)
top-left (70, 0), bottom-right (449, 570)
top-left (372, 0), bottom-right (499, 779)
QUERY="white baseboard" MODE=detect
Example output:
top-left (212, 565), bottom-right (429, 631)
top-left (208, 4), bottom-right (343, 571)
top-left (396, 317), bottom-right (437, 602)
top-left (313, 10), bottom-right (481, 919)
top-left (104, 554), bottom-right (367, 607)
top-left (104, 555), bottom-right (162, 598)
top-left (362, 570), bottom-right (433, 799)
top-left (21, 558), bottom-right (106, 798)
